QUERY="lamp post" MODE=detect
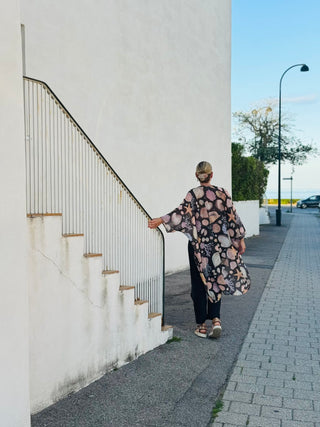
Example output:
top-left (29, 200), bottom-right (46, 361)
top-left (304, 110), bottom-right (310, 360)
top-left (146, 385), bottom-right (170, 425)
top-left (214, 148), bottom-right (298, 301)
top-left (283, 177), bottom-right (293, 213)
top-left (276, 63), bottom-right (309, 226)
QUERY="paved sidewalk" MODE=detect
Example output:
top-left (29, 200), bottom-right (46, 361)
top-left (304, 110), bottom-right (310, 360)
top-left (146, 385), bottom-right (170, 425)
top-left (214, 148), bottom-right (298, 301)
top-left (31, 214), bottom-right (291, 427)
top-left (212, 213), bottom-right (320, 427)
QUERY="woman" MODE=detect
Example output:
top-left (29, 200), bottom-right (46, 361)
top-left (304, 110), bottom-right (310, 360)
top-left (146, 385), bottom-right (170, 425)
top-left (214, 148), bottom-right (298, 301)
top-left (148, 161), bottom-right (250, 339)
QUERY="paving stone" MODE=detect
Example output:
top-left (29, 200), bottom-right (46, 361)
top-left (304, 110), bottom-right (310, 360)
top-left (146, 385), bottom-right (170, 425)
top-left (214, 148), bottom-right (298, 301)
top-left (236, 352), bottom-right (248, 361)
top-left (313, 400), bottom-right (320, 412)
top-left (296, 359), bottom-right (319, 368)
top-left (286, 364), bottom-right (313, 374)
top-left (267, 338), bottom-right (289, 346)
top-left (223, 390), bottom-right (252, 404)
top-left (312, 382), bottom-right (320, 391)
top-left (252, 393), bottom-right (282, 407)
top-left (236, 360), bottom-right (262, 369)
top-left (229, 401), bottom-right (261, 416)
top-left (232, 366), bottom-right (243, 375)
top-left (282, 421), bottom-right (315, 427)
top-left (264, 385), bottom-right (294, 398)
top-left (225, 381), bottom-right (237, 392)
top-left (293, 352), bottom-right (312, 360)
top-left (293, 409), bottom-right (320, 422)
top-left (260, 362), bottom-right (286, 371)
top-left (235, 382), bottom-right (265, 394)
top-left (267, 370), bottom-right (296, 380)
top-left (246, 337), bottom-right (267, 345)
top-left (293, 389), bottom-right (320, 401)
top-left (213, 411), bottom-right (248, 425)
top-left (263, 349), bottom-right (289, 358)
top-left (248, 415), bottom-right (281, 426)
top-left (261, 405), bottom-right (292, 420)
top-left (271, 344), bottom-right (293, 353)
top-left (284, 380), bottom-right (313, 391)
top-left (269, 355), bottom-right (292, 365)
top-left (245, 354), bottom-right (270, 363)
top-left (256, 377), bottom-right (284, 388)
top-left (249, 343), bottom-right (273, 351)
top-left (230, 374), bottom-right (257, 384)
top-left (295, 373), bottom-right (320, 382)
top-left (240, 368), bottom-right (267, 378)
top-left (283, 397), bottom-right (313, 410)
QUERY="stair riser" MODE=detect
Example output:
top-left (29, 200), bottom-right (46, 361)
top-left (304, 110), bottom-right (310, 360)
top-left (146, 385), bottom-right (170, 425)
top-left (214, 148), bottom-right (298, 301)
top-left (27, 216), bottom-right (172, 414)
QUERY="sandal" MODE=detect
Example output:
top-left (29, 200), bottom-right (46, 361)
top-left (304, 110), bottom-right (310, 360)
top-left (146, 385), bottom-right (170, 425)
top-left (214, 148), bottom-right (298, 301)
top-left (208, 317), bottom-right (222, 338)
top-left (194, 323), bottom-right (207, 338)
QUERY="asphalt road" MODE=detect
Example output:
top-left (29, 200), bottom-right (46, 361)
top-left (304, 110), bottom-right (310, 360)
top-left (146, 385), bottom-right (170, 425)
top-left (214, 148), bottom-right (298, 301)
top-left (32, 209), bottom-right (298, 427)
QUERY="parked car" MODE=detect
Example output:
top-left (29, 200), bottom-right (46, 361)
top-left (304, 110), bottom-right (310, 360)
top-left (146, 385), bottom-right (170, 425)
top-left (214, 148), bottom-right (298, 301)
top-left (296, 195), bottom-right (320, 209)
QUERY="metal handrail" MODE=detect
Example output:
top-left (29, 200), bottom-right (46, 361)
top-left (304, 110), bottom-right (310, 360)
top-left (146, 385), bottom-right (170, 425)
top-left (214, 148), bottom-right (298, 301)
top-left (23, 76), bottom-right (165, 321)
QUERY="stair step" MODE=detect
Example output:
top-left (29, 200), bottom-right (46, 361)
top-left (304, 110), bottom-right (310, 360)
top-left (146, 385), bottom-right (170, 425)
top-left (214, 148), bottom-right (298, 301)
top-left (161, 325), bottom-right (173, 331)
top-left (134, 300), bottom-right (148, 306)
top-left (119, 286), bottom-right (135, 291)
top-left (102, 269), bottom-right (119, 275)
top-left (63, 233), bottom-right (84, 237)
top-left (84, 253), bottom-right (102, 257)
top-left (148, 312), bottom-right (161, 319)
top-left (27, 213), bottom-right (62, 218)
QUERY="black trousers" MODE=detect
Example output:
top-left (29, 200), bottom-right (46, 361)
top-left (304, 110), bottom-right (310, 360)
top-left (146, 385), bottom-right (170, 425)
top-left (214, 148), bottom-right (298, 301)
top-left (188, 241), bottom-right (221, 324)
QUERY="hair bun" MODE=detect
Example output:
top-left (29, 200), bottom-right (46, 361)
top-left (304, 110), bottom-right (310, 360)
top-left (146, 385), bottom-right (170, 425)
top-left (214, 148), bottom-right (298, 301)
top-left (196, 161), bottom-right (212, 183)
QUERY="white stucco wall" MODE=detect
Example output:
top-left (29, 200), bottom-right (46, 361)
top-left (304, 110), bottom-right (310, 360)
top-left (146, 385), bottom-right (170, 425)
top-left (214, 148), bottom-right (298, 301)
top-left (259, 206), bottom-right (271, 225)
top-left (0, 1), bottom-right (30, 425)
top-left (233, 200), bottom-right (260, 238)
top-left (1, 0), bottom-right (231, 419)
top-left (28, 216), bottom-right (171, 413)
top-left (21, 0), bottom-right (231, 273)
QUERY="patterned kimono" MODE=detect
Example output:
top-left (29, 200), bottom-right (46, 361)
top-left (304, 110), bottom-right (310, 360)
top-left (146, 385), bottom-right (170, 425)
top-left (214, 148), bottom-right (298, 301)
top-left (161, 185), bottom-right (251, 302)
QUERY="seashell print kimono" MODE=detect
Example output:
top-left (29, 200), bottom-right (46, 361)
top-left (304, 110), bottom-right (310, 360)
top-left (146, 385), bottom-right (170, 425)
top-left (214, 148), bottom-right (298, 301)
top-left (161, 185), bottom-right (251, 303)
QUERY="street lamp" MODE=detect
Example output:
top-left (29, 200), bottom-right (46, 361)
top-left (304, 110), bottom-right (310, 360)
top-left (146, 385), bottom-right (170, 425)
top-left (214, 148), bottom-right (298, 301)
top-left (283, 177), bottom-right (293, 213)
top-left (276, 64), bottom-right (309, 226)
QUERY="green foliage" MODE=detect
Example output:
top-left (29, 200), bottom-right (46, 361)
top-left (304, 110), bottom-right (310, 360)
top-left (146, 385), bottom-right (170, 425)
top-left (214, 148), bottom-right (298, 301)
top-left (233, 106), bottom-right (316, 166)
top-left (167, 336), bottom-right (182, 344)
top-left (232, 143), bottom-right (269, 205)
top-left (211, 399), bottom-right (224, 419)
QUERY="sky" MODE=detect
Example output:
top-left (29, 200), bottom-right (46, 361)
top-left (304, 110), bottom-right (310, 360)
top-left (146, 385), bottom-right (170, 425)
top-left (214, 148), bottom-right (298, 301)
top-left (231, 0), bottom-right (320, 198)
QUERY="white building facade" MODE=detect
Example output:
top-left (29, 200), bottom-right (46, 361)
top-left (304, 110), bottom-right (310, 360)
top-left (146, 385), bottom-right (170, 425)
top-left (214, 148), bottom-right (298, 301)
top-left (0, 1), bottom-right (231, 424)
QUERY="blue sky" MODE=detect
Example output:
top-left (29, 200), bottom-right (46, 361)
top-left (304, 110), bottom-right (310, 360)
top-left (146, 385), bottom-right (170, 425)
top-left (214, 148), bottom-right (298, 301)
top-left (232, 0), bottom-right (320, 196)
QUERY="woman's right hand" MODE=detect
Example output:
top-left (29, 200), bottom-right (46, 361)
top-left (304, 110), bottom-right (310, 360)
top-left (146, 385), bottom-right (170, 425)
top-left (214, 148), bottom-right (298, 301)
top-left (148, 218), bottom-right (163, 229)
top-left (238, 238), bottom-right (246, 255)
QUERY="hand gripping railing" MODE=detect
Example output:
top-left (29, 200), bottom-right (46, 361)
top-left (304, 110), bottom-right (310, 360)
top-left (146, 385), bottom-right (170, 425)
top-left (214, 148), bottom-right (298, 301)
top-left (23, 76), bottom-right (165, 319)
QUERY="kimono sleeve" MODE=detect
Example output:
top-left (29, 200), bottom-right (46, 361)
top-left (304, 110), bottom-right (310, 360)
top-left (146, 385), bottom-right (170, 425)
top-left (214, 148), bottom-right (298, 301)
top-left (225, 190), bottom-right (246, 244)
top-left (161, 191), bottom-right (195, 239)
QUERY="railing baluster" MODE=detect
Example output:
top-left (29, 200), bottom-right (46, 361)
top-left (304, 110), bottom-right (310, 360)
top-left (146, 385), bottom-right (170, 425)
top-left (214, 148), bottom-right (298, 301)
top-left (23, 77), bottom-right (164, 317)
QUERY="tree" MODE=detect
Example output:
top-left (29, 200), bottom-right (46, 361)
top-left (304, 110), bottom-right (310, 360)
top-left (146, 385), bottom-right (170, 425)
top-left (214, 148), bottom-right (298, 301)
top-left (232, 142), bottom-right (269, 205)
top-left (233, 106), bottom-right (315, 166)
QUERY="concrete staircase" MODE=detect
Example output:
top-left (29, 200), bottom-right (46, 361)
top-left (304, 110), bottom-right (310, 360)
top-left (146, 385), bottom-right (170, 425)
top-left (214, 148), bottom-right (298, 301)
top-left (27, 215), bottom-right (172, 414)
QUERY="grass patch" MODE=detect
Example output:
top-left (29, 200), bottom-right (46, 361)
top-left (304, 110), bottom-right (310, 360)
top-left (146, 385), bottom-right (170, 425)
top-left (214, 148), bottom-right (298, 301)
top-left (211, 398), bottom-right (224, 419)
top-left (167, 336), bottom-right (182, 344)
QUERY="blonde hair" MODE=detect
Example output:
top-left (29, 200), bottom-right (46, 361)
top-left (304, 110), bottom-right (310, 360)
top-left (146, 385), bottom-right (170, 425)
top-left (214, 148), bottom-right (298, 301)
top-left (196, 161), bottom-right (212, 183)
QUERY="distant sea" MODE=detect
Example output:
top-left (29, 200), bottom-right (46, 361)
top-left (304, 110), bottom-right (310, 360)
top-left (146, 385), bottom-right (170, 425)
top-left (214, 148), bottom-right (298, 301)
top-left (266, 189), bottom-right (320, 200)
